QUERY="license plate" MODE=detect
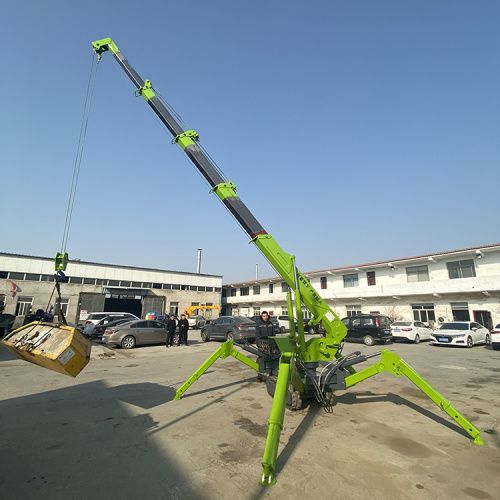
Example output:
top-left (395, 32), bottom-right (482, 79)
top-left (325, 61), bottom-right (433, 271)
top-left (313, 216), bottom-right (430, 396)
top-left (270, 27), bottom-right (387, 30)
top-left (384, 330), bottom-right (390, 334)
top-left (393, 329), bottom-right (401, 332)
top-left (248, 326), bottom-right (255, 330)
top-left (438, 338), bottom-right (449, 342)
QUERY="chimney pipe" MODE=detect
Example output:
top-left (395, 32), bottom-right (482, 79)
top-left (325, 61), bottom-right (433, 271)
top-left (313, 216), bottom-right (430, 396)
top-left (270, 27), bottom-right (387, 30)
top-left (197, 249), bottom-right (202, 274)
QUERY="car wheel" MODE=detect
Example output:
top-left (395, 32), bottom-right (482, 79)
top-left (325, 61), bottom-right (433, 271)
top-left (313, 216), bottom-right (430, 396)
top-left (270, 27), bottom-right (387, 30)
top-left (280, 326), bottom-right (285, 334)
top-left (413, 334), bottom-right (420, 344)
top-left (376, 339), bottom-right (387, 345)
top-left (363, 335), bottom-right (375, 346)
top-left (308, 326), bottom-right (316, 335)
top-left (226, 332), bottom-right (235, 341)
top-left (493, 345), bottom-right (500, 350)
top-left (201, 330), bottom-right (210, 342)
top-left (467, 336), bottom-right (473, 348)
top-left (485, 334), bottom-right (491, 346)
top-left (121, 335), bottom-right (136, 349)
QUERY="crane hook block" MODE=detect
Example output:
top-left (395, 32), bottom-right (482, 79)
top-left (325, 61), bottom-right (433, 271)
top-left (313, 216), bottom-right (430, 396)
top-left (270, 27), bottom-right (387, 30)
top-left (55, 252), bottom-right (68, 271)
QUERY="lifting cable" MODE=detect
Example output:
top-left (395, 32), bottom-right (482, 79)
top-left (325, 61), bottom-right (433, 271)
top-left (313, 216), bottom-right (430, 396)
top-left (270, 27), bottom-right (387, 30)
top-left (60, 53), bottom-right (100, 255)
top-left (44, 53), bottom-right (100, 326)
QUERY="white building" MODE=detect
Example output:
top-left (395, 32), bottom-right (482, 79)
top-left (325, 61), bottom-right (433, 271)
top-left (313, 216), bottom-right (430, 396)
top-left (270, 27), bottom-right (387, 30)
top-left (222, 244), bottom-right (500, 329)
top-left (0, 253), bottom-right (222, 329)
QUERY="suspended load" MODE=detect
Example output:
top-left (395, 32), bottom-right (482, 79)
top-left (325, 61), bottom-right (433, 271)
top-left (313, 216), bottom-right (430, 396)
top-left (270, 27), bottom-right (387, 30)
top-left (1, 322), bottom-right (91, 377)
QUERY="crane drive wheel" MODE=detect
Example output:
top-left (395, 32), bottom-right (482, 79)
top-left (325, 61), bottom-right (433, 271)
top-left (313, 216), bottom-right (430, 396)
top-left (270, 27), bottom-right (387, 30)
top-left (1, 322), bottom-right (91, 377)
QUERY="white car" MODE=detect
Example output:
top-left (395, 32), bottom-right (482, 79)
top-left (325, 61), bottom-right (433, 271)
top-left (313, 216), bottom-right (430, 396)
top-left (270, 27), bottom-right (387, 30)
top-left (187, 315), bottom-right (207, 329)
top-left (391, 321), bottom-right (432, 343)
top-left (491, 324), bottom-right (500, 351)
top-left (83, 312), bottom-right (139, 336)
top-left (430, 321), bottom-right (490, 348)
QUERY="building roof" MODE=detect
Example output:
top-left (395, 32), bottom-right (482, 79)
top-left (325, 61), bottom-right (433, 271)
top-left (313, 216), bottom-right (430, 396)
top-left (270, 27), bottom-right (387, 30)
top-left (223, 243), bottom-right (500, 286)
top-left (0, 252), bottom-right (222, 279)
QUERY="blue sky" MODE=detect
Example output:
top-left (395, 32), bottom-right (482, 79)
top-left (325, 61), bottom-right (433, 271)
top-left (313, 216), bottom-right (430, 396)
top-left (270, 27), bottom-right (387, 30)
top-left (1, 1), bottom-right (499, 284)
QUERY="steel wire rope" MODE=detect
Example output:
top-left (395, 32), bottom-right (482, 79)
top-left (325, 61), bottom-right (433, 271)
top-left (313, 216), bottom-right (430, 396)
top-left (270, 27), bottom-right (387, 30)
top-left (106, 58), bottom-right (252, 244)
top-left (60, 53), bottom-right (99, 254)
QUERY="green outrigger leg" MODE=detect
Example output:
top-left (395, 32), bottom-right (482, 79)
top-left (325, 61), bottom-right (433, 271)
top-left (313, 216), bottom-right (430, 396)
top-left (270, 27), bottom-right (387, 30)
top-left (174, 340), bottom-right (259, 400)
top-left (343, 350), bottom-right (484, 446)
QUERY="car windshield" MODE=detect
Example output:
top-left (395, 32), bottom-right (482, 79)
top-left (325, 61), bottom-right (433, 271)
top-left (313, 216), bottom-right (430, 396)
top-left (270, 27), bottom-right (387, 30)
top-left (393, 322), bottom-right (412, 326)
top-left (439, 323), bottom-right (469, 330)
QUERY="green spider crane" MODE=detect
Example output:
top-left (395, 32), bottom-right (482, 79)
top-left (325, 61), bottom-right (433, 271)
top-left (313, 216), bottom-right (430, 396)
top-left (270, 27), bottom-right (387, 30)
top-left (92, 38), bottom-right (484, 487)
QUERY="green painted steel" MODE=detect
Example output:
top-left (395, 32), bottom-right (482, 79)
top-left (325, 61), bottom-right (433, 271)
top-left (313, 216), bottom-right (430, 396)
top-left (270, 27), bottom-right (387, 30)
top-left (174, 340), bottom-right (258, 400)
top-left (253, 234), bottom-right (347, 348)
top-left (210, 181), bottom-right (238, 201)
top-left (344, 350), bottom-right (484, 445)
top-left (54, 252), bottom-right (68, 271)
top-left (137, 80), bottom-right (155, 101)
top-left (173, 130), bottom-right (199, 150)
top-left (260, 354), bottom-right (291, 486)
top-left (92, 38), bottom-right (119, 57)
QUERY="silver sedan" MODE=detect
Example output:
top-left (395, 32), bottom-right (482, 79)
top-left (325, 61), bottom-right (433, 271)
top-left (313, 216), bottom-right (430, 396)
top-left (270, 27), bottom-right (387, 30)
top-left (102, 319), bottom-right (167, 349)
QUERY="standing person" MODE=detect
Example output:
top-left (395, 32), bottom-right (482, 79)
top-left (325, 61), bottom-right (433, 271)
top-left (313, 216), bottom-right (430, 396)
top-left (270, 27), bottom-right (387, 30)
top-left (165, 315), bottom-right (177, 348)
top-left (177, 314), bottom-right (189, 346)
top-left (255, 311), bottom-right (275, 382)
top-left (256, 311), bottom-right (275, 349)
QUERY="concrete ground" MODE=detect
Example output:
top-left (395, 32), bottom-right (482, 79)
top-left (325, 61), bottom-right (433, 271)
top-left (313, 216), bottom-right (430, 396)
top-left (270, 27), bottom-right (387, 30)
top-left (1, 332), bottom-right (499, 500)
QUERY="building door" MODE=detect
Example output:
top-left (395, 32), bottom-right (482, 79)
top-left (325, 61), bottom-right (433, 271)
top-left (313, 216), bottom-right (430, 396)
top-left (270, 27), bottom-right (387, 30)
top-left (473, 310), bottom-right (492, 330)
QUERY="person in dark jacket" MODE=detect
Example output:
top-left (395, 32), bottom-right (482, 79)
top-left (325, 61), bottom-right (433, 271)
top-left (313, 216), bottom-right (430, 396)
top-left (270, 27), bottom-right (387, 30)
top-left (177, 314), bottom-right (189, 346)
top-left (255, 311), bottom-right (275, 382)
top-left (256, 311), bottom-right (274, 347)
top-left (165, 315), bottom-right (177, 348)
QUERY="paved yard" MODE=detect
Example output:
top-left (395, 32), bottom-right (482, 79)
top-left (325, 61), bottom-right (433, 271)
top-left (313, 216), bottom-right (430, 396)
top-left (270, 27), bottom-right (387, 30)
top-left (1, 333), bottom-right (499, 499)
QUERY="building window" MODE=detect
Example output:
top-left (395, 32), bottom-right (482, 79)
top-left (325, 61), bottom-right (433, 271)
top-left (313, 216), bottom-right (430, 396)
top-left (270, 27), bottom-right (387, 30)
top-left (108, 280), bottom-right (120, 286)
top-left (230, 288), bottom-right (236, 296)
top-left (366, 271), bottom-right (376, 286)
top-left (169, 302), bottom-right (179, 315)
top-left (320, 277), bottom-right (327, 289)
top-left (69, 277), bottom-right (83, 284)
top-left (281, 282), bottom-right (290, 293)
top-left (83, 278), bottom-right (96, 285)
top-left (446, 259), bottom-right (476, 279)
top-left (343, 274), bottom-right (359, 288)
top-left (25, 273), bottom-right (40, 281)
top-left (253, 309), bottom-right (260, 317)
top-left (172, 284), bottom-right (181, 290)
top-left (181, 285), bottom-right (188, 291)
top-left (55, 298), bottom-right (69, 317)
top-left (281, 308), bottom-right (288, 316)
top-left (153, 283), bottom-right (162, 289)
top-left (162, 284), bottom-right (172, 290)
top-left (120, 281), bottom-right (132, 287)
top-left (16, 297), bottom-right (33, 316)
top-left (406, 265), bottom-right (429, 282)
top-left (240, 287), bottom-right (249, 296)
top-left (41, 274), bottom-right (53, 282)
top-left (0, 271), bottom-right (8, 279)
top-left (269, 283), bottom-right (274, 294)
top-left (253, 285), bottom-right (260, 295)
top-left (346, 305), bottom-right (362, 316)
top-left (95, 279), bottom-right (106, 286)
top-left (9, 272), bottom-right (24, 280)
top-left (412, 304), bottom-right (435, 322)
top-left (451, 302), bottom-right (470, 321)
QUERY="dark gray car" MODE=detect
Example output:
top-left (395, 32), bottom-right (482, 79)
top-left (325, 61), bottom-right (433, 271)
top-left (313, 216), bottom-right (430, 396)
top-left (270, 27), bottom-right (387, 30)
top-left (102, 319), bottom-right (167, 349)
top-left (200, 316), bottom-right (256, 343)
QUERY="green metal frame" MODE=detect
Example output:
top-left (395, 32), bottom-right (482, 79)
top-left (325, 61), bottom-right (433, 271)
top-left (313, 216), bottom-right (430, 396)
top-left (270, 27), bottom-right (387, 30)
top-left (174, 340), bottom-right (259, 401)
top-left (91, 37), bottom-right (485, 487)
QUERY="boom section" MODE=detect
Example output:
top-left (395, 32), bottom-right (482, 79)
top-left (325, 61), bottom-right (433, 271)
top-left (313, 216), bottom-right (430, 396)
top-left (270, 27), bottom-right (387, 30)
top-left (92, 38), bottom-right (347, 346)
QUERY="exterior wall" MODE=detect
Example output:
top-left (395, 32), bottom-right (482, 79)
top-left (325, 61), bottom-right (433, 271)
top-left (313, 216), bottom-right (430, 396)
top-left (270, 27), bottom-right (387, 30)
top-left (0, 253), bottom-right (222, 328)
top-left (222, 244), bottom-right (500, 329)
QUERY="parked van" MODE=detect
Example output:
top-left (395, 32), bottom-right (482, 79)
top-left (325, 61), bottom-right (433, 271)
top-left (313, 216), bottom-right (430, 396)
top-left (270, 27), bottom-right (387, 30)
top-left (276, 315), bottom-right (290, 333)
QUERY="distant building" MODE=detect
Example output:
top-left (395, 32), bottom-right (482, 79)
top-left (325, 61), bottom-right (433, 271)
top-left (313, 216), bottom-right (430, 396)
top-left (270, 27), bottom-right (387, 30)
top-left (222, 244), bottom-right (500, 330)
top-left (0, 253), bottom-right (222, 329)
